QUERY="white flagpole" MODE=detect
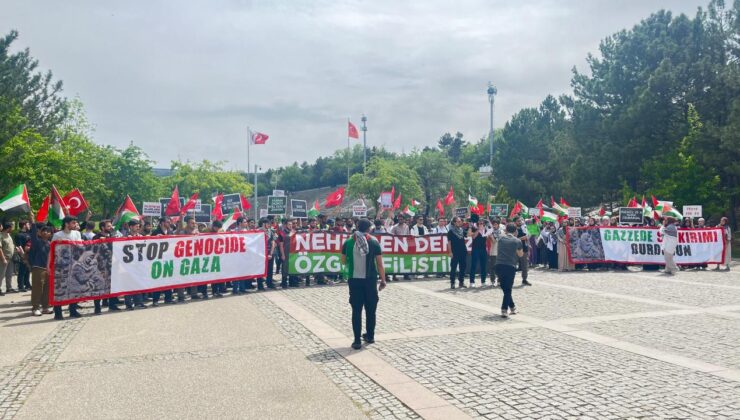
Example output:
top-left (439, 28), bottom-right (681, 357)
top-left (247, 126), bottom-right (251, 182)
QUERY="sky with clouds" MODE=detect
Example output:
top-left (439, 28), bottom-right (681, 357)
top-left (2, 0), bottom-right (706, 170)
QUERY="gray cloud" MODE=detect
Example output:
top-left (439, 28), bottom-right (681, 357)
top-left (1, 0), bottom-right (706, 170)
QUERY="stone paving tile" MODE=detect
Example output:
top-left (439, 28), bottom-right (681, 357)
top-left (409, 277), bottom-right (662, 320)
top-left (282, 284), bottom-right (507, 337)
top-left (252, 294), bottom-right (419, 420)
top-left (541, 270), bottom-right (740, 307)
top-left (663, 269), bottom-right (740, 287)
top-left (371, 328), bottom-right (740, 419)
top-left (0, 317), bottom-right (88, 420)
top-left (582, 312), bottom-right (740, 370)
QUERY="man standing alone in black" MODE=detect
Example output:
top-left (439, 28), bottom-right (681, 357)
top-left (495, 223), bottom-right (524, 318)
top-left (447, 217), bottom-right (467, 289)
top-left (341, 218), bottom-right (387, 350)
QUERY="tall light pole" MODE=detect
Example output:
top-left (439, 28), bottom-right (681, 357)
top-left (487, 82), bottom-right (497, 169)
top-left (361, 114), bottom-right (368, 174)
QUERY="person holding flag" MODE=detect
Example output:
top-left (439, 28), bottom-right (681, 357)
top-left (27, 210), bottom-right (53, 316)
top-left (50, 216), bottom-right (84, 319)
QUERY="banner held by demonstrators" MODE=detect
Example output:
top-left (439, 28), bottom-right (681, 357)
top-left (142, 202), bottom-right (162, 217)
top-left (619, 207), bottom-right (643, 224)
top-left (49, 231), bottom-right (267, 305)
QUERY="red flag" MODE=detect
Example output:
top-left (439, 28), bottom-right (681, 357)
top-left (641, 195), bottom-right (647, 208)
top-left (240, 194), bottom-right (252, 211)
top-left (393, 193), bottom-right (402, 210)
top-left (471, 203), bottom-right (485, 215)
top-left (628, 196), bottom-right (638, 208)
top-left (63, 189), bottom-right (89, 216)
top-left (249, 128), bottom-right (269, 145)
top-left (212, 193), bottom-right (224, 221)
top-left (390, 185), bottom-right (395, 203)
top-left (509, 201), bottom-right (522, 219)
top-left (536, 199), bottom-right (544, 217)
top-left (348, 121), bottom-right (359, 139)
top-left (599, 206), bottom-right (606, 217)
top-left (436, 199), bottom-right (444, 217)
top-left (560, 197), bottom-right (570, 208)
top-left (325, 187), bottom-right (346, 208)
top-left (181, 192), bottom-right (199, 214)
top-left (36, 195), bottom-right (50, 222)
top-left (444, 186), bottom-right (455, 205)
top-left (165, 186), bottom-right (181, 216)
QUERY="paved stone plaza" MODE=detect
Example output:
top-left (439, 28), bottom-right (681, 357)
top-left (1, 265), bottom-right (739, 419)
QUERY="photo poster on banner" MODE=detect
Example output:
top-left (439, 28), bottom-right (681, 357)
top-left (159, 197), bottom-right (185, 218)
top-left (454, 207), bottom-right (469, 218)
top-left (291, 199), bottom-right (308, 219)
top-left (221, 193), bottom-right (242, 215)
top-left (267, 196), bottom-right (288, 215)
top-left (142, 202), bottom-right (162, 217)
top-left (380, 192), bottom-right (393, 209)
top-left (489, 204), bottom-right (508, 218)
top-left (683, 205), bottom-right (702, 218)
top-left (618, 208), bottom-right (643, 225)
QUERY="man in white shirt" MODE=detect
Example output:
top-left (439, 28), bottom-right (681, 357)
top-left (433, 217), bottom-right (449, 234)
top-left (409, 216), bottom-right (428, 236)
top-left (51, 216), bottom-right (83, 319)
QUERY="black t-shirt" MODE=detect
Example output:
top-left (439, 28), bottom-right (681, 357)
top-left (471, 233), bottom-right (486, 250)
top-left (517, 226), bottom-right (529, 252)
top-left (447, 230), bottom-right (468, 255)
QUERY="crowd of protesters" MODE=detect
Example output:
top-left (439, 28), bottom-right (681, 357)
top-left (0, 207), bottom-right (733, 320)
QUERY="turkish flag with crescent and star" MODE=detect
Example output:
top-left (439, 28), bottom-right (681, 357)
top-left (324, 186), bottom-right (345, 208)
top-left (63, 189), bottom-right (89, 216)
top-left (249, 128), bottom-right (269, 145)
top-left (348, 121), bottom-right (359, 139)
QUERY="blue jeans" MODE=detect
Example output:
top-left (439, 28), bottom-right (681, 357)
top-left (469, 248), bottom-right (487, 284)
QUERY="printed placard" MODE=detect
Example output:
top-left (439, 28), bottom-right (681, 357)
top-left (619, 207), bottom-right (644, 224)
top-left (683, 205), bottom-right (702, 218)
top-left (142, 202), bottom-right (162, 217)
top-left (291, 199), bottom-right (308, 218)
top-left (268, 196), bottom-right (288, 215)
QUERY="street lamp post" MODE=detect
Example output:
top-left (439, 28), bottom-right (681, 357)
top-left (487, 82), bottom-right (497, 169)
top-left (361, 114), bottom-right (368, 174)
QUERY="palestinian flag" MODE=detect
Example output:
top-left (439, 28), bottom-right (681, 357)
top-left (540, 210), bottom-right (558, 223)
top-left (402, 205), bottom-right (415, 217)
top-left (551, 197), bottom-right (567, 216)
top-left (468, 195), bottom-right (478, 207)
top-left (641, 195), bottom-right (653, 219)
top-left (411, 199), bottom-right (421, 207)
top-left (0, 184), bottom-right (31, 214)
top-left (559, 197), bottom-right (571, 209)
top-left (222, 207), bottom-right (242, 231)
top-left (517, 201), bottom-right (529, 217)
top-left (308, 199), bottom-right (320, 217)
top-left (49, 186), bottom-right (68, 228)
top-left (535, 199), bottom-right (544, 217)
top-left (652, 197), bottom-right (683, 219)
top-left (113, 195), bottom-right (141, 230)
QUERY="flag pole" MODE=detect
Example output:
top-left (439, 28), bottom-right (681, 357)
top-left (247, 126), bottom-right (251, 183)
top-left (347, 118), bottom-right (350, 187)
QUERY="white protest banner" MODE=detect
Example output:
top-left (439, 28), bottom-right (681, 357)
top-left (567, 207), bottom-right (581, 218)
top-left (142, 202), bottom-right (162, 217)
top-left (683, 205), bottom-right (702, 218)
top-left (194, 199), bottom-right (202, 212)
top-left (352, 205), bottom-right (368, 217)
top-left (49, 232), bottom-right (267, 305)
top-left (272, 189), bottom-right (285, 197)
top-left (568, 227), bottom-right (725, 265)
top-left (528, 208), bottom-right (539, 216)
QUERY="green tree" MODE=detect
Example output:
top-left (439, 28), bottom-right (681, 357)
top-left (348, 158), bottom-right (423, 214)
top-left (164, 160), bottom-right (253, 204)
